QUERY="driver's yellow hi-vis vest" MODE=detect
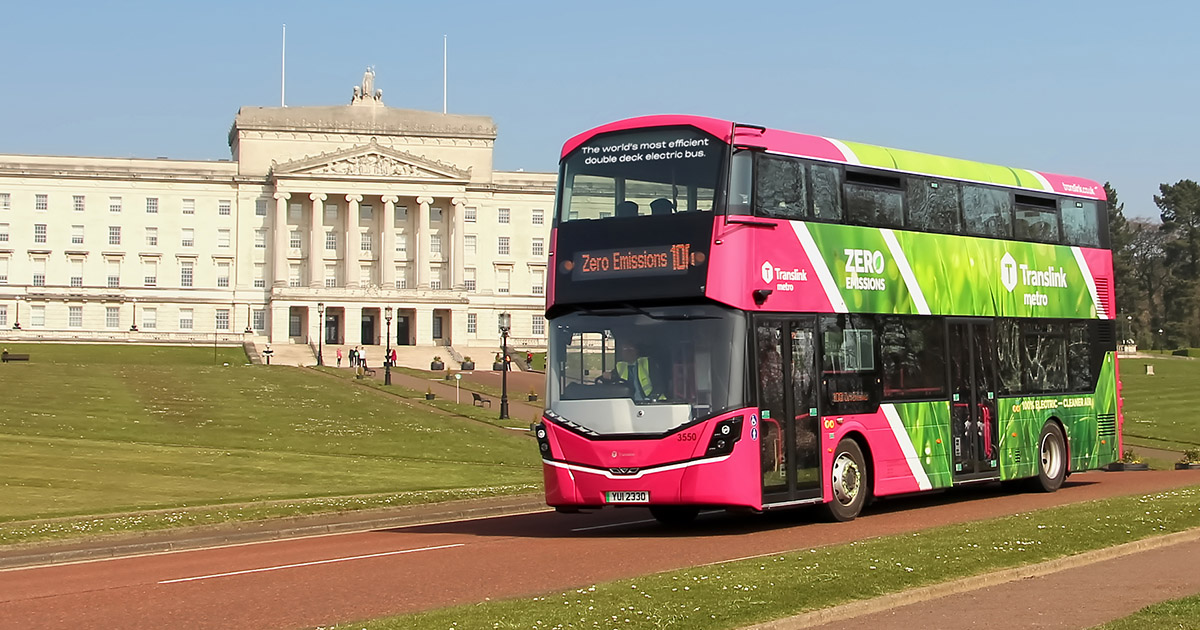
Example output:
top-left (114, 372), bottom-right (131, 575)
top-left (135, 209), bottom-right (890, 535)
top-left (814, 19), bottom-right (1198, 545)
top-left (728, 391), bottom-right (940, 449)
top-left (616, 357), bottom-right (654, 398)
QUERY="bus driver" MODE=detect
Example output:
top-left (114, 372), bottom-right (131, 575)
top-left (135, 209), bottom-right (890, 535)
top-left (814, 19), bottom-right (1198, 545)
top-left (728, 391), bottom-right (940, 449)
top-left (604, 339), bottom-right (660, 401)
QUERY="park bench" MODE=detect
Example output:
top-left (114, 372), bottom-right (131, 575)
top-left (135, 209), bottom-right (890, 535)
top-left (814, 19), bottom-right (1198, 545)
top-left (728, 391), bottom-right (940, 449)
top-left (472, 392), bottom-right (492, 408)
top-left (1, 352), bottom-right (30, 363)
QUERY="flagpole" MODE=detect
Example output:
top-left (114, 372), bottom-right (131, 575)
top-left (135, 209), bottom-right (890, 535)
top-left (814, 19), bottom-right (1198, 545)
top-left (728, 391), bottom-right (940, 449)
top-left (281, 24), bottom-right (287, 107)
top-left (442, 34), bottom-right (447, 114)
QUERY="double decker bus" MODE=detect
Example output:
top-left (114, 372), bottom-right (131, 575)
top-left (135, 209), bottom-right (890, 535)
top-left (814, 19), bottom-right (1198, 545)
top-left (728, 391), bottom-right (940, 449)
top-left (535, 115), bottom-right (1120, 523)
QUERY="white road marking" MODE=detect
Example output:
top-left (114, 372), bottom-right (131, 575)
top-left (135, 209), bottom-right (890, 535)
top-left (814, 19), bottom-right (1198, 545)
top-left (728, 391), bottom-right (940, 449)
top-left (571, 519), bottom-right (657, 532)
top-left (157, 543), bottom-right (464, 584)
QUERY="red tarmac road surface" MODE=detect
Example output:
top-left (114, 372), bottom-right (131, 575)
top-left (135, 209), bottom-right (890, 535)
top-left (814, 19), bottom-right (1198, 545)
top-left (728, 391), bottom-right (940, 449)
top-left (1, 471), bottom-right (1196, 630)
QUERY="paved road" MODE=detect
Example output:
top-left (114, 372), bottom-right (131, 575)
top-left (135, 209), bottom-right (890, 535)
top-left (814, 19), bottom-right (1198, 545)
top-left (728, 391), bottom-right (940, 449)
top-left (1, 471), bottom-right (1197, 630)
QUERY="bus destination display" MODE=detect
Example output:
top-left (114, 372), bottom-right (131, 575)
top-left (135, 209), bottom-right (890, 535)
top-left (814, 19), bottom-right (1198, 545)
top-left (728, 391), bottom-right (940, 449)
top-left (570, 243), bottom-right (697, 280)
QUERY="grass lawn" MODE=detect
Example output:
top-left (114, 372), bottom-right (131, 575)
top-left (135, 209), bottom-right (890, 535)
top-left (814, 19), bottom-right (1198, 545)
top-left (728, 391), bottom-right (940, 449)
top-left (1118, 356), bottom-right (1200, 452)
top-left (1095, 592), bottom-right (1200, 629)
top-left (0, 343), bottom-right (540, 543)
top-left (340, 485), bottom-right (1200, 630)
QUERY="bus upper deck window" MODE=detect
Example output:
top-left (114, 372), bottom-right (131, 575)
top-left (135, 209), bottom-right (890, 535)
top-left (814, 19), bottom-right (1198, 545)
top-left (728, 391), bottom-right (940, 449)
top-left (728, 151), bottom-right (753, 215)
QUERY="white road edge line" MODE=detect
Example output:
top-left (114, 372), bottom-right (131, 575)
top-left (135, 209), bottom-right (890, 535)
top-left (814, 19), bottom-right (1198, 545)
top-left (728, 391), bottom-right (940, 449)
top-left (571, 510), bottom-right (722, 532)
top-left (157, 543), bottom-right (464, 584)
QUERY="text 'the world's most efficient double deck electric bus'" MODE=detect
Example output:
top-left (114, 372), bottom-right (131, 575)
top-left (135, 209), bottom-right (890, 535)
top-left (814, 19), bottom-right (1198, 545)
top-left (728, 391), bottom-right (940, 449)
top-left (534, 115), bottom-right (1121, 524)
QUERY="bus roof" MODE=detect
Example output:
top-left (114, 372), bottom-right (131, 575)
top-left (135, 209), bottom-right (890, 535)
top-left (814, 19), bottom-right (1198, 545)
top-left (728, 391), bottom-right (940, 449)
top-left (561, 115), bottom-right (1106, 201)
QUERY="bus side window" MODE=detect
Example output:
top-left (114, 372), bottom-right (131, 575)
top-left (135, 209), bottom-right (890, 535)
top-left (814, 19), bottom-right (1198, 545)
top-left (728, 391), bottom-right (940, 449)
top-left (1061, 199), bottom-right (1101, 247)
top-left (906, 178), bottom-right (962, 234)
top-left (728, 151), bottom-right (753, 215)
top-left (809, 164), bottom-right (843, 222)
top-left (962, 185), bottom-right (1013, 239)
top-left (754, 154), bottom-right (808, 220)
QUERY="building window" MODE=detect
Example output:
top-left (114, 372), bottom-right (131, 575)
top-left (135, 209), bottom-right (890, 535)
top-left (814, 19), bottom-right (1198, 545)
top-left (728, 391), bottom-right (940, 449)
top-left (532, 208), bottom-right (545, 225)
top-left (464, 267), bottom-right (476, 292)
top-left (395, 270), bottom-right (406, 289)
top-left (360, 264), bottom-right (372, 285)
top-left (181, 228), bottom-right (194, 247)
top-left (143, 260), bottom-right (157, 286)
top-left (360, 204), bottom-right (374, 221)
top-left (289, 203), bottom-right (301, 221)
top-left (107, 260), bottom-right (120, 288)
top-left (0, 305), bottom-right (5, 327)
top-left (532, 238), bottom-right (544, 257)
top-left (32, 259), bottom-right (46, 287)
top-left (430, 233), bottom-right (442, 254)
top-left (396, 206), bottom-right (408, 223)
top-left (182, 199), bottom-right (195, 215)
top-left (497, 236), bottom-right (510, 256)
top-left (35, 194), bottom-right (48, 211)
top-left (108, 226), bottom-right (121, 245)
top-left (288, 264), bottom-right (301, 287)
top-left (324, 204), bottom-right (338, 222)
top-left (255, 198), bottom-right (268, 216)
top-left (325, 230), bottom-right (337, 250)
top-left (217, 262), bottom-right (230, 287)
top-left (179, 308), bottom-right (194, 330)
top-left (146, 227), bottom-right (158, 246)
top-left (465, 207), bottom-right (476, 222)
top-left (289, 230), bottom-right (302, 249)
top-left (0, 193), bottom-right (9, 211)
top-left (67, 306), bottom-right (82, 328)
top-left (146, 197), bottom-right (158, 214)
top-left (31, 305), bottom-right (45, 327)
top-left (325, 269), bottom-right (337, 288)
top-left (465, 234), bottom-right (476, 255)
top-left (109, 196), bottom-right (122, 213)
top-left (180, 261), bottom-right (194, 287)
top-left (218, 229), bottom-right (231, 248)
top-left (496, 266), bottom-right (511, 294)
top-left (253, 309), bottom-right (266, 331)
top-left (216, 309), bottom-right (230, 331)
top-left (71, 225), bottom-right (84, 244)
top-left (143, 308), bottom-right (157, 330)
top-left (106, 306), bottom-right (119, 329)
top-left (255, 229), bottom-right (266, 249)
top-left (73, 195), bottom-right (86, 213)
top-left (254, 263), bottom-right (265, 288)
top-left (0, 257), bottom-right (7, 284)
top-left (498, 207), bottom-right (510, 224)
top-left (396, 233), bottom-right (407, 254)
top-left (360, 232), bottom-right (372, 252)
top-left (34, 223), bottom-right (47, 243)
top-left (532, 268), bottom-right (545, 295)
top-left (218, 200), bottom-right (231, 216)
top-left (69, 260), bottom-right (83, 287)
top-left (532, 314), bottom-right (545, 336)
top-left (0, 223), bottom-right (7, 242)
top-left (466, 312), bottom-right (477, 334)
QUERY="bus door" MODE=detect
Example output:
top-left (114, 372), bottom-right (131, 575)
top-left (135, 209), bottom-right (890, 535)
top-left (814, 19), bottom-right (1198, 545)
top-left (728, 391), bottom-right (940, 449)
top-left (949, 319), bottom-right (1000, 478)
top-left (756, 317), bottom-right (821, 505)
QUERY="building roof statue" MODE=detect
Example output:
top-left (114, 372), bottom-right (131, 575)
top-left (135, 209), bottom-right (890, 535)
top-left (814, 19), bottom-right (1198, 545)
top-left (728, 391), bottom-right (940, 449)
top-left (352, 67), bottom-right (382, 106)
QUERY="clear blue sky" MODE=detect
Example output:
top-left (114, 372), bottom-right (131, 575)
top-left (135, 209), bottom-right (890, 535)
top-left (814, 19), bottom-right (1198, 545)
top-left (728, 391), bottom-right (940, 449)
top-left (2, 0), bottom-right (1194, 219)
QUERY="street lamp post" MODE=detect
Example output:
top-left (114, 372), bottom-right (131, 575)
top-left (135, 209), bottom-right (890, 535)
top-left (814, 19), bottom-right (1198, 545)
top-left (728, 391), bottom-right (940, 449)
top-left (384, 306), bottom-right (393, 386)
top-left (129, 299), bottom-right (138, 332)
top-left (12, 300), bottom-right (20, 330)
top-left (316, 302), bottom-right (325, 366)
top-left (499, 312), bottom-right (511, 420)
top-left (1158, 328), bottom-right (1164, 351)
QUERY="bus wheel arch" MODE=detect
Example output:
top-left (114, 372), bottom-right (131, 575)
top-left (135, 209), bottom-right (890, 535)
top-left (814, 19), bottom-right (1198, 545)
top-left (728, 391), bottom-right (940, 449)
top-left (1031, 419), bottom-right (1068, 493)
top-left (823, 434), bottom-right (871, 522)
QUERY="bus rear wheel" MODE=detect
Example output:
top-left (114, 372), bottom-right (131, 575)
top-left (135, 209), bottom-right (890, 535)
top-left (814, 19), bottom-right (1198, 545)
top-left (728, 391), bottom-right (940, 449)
top-left (649, 506), bottom-right (699, 526)
top-left (823, 438), bottom-right (869, 522)
top-left (1031, 422), bottom-right (1067, 493)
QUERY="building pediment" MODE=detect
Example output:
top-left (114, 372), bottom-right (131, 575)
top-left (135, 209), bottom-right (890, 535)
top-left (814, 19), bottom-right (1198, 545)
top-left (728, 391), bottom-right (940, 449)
top-left (271, 139), bottom-right (471, 181)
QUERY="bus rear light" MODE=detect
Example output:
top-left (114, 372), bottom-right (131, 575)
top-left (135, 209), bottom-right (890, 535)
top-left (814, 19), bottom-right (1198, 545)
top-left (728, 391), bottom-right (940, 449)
top-left (705, 415), bottom-right (744, 456)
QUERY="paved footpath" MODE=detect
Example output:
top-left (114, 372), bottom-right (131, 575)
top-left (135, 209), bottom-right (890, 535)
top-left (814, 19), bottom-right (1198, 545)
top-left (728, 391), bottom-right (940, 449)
top-left (752, 528), bottom-right (1200, 630)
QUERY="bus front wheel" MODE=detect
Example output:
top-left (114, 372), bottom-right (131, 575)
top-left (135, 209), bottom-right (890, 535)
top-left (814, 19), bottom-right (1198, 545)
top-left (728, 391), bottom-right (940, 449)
top-left (1032, 422), bottom-right (1067, 493)
top-left (824, 438), bottom-right (869, 522)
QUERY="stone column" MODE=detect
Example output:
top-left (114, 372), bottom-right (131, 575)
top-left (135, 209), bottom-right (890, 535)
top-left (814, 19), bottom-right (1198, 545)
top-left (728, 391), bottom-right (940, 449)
top-left (416, 196), bottom-right (433, 289)
top-left (451, 197), bottom-right (467, 289)
top-left (272, 192), bottom-right (291, 287)
top-left (308, 193), bottom-right (327, 287)
top-left (344, 194), bottom-right (363, 288)
top-left (381, 196), bottom-right (398, 289)
top-left (414, 305), bottom-right (434, 346)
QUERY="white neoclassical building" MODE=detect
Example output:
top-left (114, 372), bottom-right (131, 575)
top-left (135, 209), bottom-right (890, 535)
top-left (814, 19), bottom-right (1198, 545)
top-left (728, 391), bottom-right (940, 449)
top-left (0, 71), bottom-right (555, 359)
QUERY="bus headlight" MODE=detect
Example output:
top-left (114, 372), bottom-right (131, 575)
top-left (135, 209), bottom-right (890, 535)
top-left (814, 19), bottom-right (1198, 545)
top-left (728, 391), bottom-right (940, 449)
top-left (534, 423), bottom-right (553, 458)
top-left (706, 416), bottom-right (744, 456)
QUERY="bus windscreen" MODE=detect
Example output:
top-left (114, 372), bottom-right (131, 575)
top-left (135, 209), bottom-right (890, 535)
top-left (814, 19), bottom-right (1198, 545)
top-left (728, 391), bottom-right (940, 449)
top-left (558, 127), bottom-right (724, 223)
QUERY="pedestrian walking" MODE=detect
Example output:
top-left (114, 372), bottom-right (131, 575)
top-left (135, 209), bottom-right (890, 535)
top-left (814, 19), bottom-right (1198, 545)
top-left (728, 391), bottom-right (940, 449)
top-left (349, 346), bottom-right (358, 367)
top-left (336, 347), bottom-right (343, 367)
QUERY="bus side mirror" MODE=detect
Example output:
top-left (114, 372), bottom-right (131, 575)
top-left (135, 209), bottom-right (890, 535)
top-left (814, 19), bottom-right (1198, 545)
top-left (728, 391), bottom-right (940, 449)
top-left (753, 289), bottom-right (773, 305)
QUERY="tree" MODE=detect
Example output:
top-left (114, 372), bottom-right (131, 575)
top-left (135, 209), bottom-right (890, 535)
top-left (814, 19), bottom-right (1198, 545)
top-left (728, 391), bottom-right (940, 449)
top-left (1155, 180), bottom-right (1200, 347)
top-left (1105, 183), bottom-right (1140, 323)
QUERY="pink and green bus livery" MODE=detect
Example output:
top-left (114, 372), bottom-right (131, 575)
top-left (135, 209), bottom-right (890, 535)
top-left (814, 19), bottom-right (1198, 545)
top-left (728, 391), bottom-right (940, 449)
top-left (535, 115), bottom-right (1121, 524)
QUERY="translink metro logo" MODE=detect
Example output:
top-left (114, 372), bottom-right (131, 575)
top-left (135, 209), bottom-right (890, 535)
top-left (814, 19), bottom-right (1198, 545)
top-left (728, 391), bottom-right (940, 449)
top-left (1001, 253), bottom-right (1019, 292)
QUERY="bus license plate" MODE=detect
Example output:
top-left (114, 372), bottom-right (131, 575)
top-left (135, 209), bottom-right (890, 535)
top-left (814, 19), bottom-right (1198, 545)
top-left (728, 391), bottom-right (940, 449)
top-left (605, 491), bottom-right (649, 503)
